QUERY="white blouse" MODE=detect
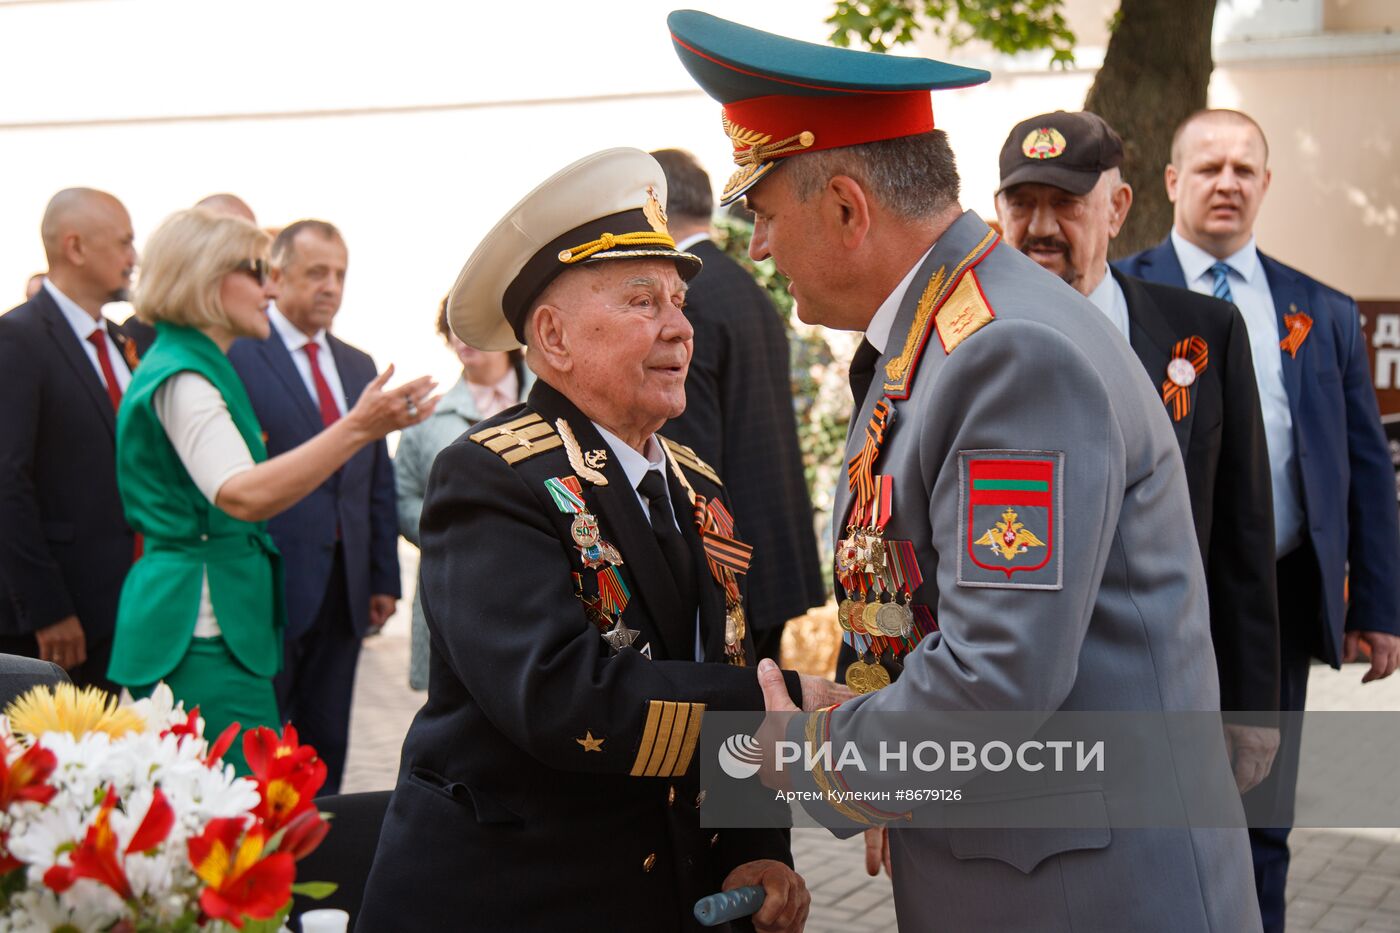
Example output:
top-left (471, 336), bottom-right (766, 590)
top-left (152, 372), bottom-right (257, 638)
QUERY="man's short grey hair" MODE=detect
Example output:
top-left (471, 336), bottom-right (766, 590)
top-left (781, 129), bottom-right (960, 220)
top-left (271, 219), bottom-right (343, 269)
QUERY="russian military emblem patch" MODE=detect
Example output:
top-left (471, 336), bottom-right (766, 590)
top-left (957, 450), bottom-right (1063, 590)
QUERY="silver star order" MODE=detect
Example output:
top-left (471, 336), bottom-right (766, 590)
top-left (601, 618), bottom-right (640, 651)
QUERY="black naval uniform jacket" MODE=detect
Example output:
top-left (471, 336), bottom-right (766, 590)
top-left (359, 380), bottom-right (803, 933)
top-left (1115, 269), bottom-right (1281, 712)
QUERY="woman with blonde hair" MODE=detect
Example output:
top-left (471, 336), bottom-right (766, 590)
top-left (111, 208), bottom-right (436, 771)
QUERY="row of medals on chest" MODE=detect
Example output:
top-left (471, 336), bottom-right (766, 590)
top-left (570, 502), bottom-right (746, 657)
top-left (836, 527), bottom-right (915, 639)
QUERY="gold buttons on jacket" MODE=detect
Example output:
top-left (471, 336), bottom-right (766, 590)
top-left (695, 791), bottom-right (707, 808)
top-left (643, 853), bottom-right (657, 872)
top-left (668, 786), bottom-right (676, 806)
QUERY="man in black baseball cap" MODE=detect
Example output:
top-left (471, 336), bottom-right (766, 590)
top-left (994, 110), bottom-right (1131, 295)
top-left (996, 111), bottom-right (1282, 803)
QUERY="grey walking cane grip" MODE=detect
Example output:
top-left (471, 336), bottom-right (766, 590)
top-left (694, 885), bottom-right (765, 926)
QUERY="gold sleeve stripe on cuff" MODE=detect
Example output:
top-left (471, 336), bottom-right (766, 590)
top-left (631, 702), bottom-right (665, 776)
top-left (657, 703), bottom-right (697, 776)
top-left (630, 701), bottom-right (706, 777)
top-left (644, 703), bottom-right (679, 776)
top-left (673, 703), bottom-right (705, 776)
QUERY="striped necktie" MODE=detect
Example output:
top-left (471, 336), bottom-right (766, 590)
top-left (1210, 261), bottom-right (1235, 304)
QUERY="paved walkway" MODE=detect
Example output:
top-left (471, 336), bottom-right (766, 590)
top-left (344, 552), bottom-right (1400, 931)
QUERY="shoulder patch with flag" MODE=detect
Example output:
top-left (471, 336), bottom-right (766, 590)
top-left (956, 450), bottom-right (1063, 590)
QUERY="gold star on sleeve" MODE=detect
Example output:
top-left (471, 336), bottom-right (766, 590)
top-left (576, 731), bottom-right (605, 752)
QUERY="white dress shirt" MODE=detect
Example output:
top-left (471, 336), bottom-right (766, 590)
top-left (1084, 266), bottom-right (1130, 339)
top-left (865, 244), bottom-right (936, 353)
top-left (593, 423), bottom-right (703, 660)
top-left (1171, 229), bottom-right (1304, 554)
top-left (45, 279), bottom-right (131, 394)
top-left (269, 303), bottom-right (348, 418)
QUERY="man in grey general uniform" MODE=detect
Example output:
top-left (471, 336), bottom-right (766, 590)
top-left (669, 10), bottom-right (1261, 932)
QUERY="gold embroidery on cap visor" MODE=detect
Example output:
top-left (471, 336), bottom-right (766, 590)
top-left (1022, 126), bottom-right (1068, 160)
top-left (719, 114), bottom-right (817, 203)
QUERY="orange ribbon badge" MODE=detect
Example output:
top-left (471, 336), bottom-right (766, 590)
top-left (1281, 312), bottom-right (1312, 358)
top-left (1161, 336), bottom-right (1209, 422)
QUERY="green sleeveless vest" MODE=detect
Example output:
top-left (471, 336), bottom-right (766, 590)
top-left (109, 323), bottom-right (284, 684)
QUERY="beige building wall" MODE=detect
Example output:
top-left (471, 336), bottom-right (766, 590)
top-left (1211, 59), bottom-right (1399, 299)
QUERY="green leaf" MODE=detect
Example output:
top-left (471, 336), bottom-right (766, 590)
top-left (292, 880), bottom-right (339, 900)
top-left (830, 0), bottom-right (1077, 62)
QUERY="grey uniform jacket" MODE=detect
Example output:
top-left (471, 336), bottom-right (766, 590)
top-left (816, 212), bottom-right (1260, 932)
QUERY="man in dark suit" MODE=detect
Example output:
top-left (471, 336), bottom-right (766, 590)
top-left (228, 220), bottom-right (399, 795)
top-left (650, 148), bottom-right (825, 661)
top-left (994, 111), bottom-right (1281, 793)
top-left (1118, 108), bottom-right (1400, 931)
top-left (361, 149), bottom-right (837, 932)
top-left (0, 188), bottom-right (140, 693)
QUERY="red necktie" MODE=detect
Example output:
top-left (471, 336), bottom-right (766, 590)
top-left (89, 327), bottom-right (142, 559)
top-left (87, 328), bottom-right (123, 412)
top-left (302, 342), bottom-right (342, 428)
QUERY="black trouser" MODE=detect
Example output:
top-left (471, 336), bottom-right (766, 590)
top-left (0, 630), bottom-right (117, 696)
top-left (276, 546), bottom-right (361, 796)
top-left (1244, 542), bottom-right (1322, 933)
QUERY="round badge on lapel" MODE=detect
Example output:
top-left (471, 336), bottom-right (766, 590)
top-left (1167, 357), bottom-right (1197, 388)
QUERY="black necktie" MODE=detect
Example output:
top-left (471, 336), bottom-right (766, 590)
top-left (637, 469), bottom-right (699, 624)
top-left (849, 338), bottom-right (880, 407)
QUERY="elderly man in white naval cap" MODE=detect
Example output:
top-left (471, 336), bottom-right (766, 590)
top-left (360, 148), bottom-right (848, 933)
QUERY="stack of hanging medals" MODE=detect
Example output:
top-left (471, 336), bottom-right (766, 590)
top-left (666, 448), bottom-right (754, 666)
top-left (836, 399), bottom-right (937, 694)
top-left (545, 474), bottom-right (640, 653)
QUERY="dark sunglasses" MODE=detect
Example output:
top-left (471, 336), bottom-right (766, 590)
top-left (234, 258), bottom-right (271, 285)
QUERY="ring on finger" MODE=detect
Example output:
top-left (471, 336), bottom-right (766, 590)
top-left (405, 395), bottom-right (418, 418)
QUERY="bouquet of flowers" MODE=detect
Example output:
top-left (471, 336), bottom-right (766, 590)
top-left (0, 683), bottom-right (333, 932)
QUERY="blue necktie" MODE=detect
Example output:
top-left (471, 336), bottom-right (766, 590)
top-left (1210, 261), bottom-right (1235, 304)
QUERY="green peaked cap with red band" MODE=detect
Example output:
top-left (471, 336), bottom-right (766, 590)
top-left (667, 9), bottom-right (990, 203)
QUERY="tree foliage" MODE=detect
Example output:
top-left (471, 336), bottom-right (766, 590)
top-left (827, 0), bottom-right (1219, 256)
top-left (827, 0), bottom-right (1076, 65)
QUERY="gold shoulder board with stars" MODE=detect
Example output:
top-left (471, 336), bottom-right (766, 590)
top-left (630, 700), bottom-right (705, 778)
top-left (659, 436), bottom-right (722, 487)
top-left (471, 412), bottom-right (562, 465)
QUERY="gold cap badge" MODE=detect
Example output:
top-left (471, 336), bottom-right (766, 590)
top-left (1022, 127), bottom-right (1067, 160)
top-left (644, 185), bottom-right (669, 234)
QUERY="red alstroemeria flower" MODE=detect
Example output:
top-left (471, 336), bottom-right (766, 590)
top-left (243, 726), bottom-right (326, 832)
top-left (0, 737), bottom-right (57, 809)
top-left (126, 786), bottom-right (175, 855)
top-left (204, 721), bottom-right (241, 769)
top-left (161, 705), bottom-right (202, 742)
top-left (188, 817), bottom-right (294, 928)
top-left (275, 808), bottom-right (329, 862)
top-left (44, 786), bottom-right (132, 900)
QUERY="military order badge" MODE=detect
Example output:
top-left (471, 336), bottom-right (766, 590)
top-left (958, 451), bottom-right (1063, 590)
